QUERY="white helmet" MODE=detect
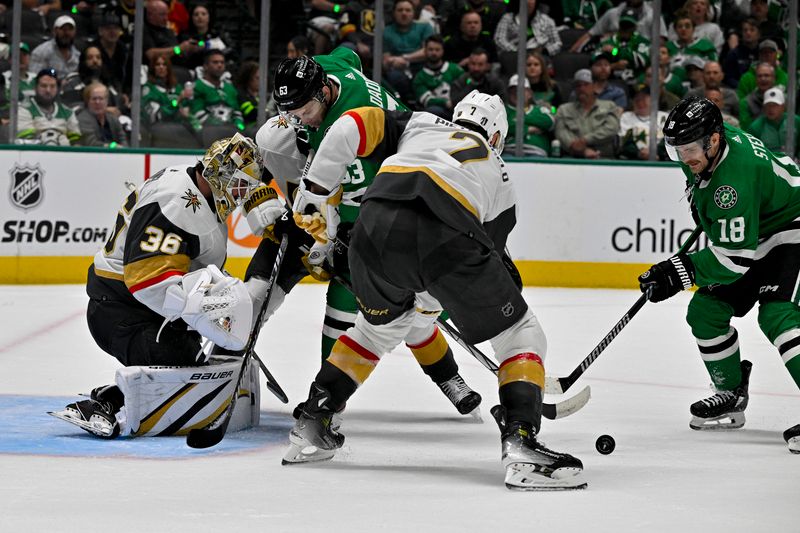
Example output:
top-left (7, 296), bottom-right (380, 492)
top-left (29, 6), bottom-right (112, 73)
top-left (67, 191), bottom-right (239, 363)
top-left (452, 90), bottom-right (509, 154)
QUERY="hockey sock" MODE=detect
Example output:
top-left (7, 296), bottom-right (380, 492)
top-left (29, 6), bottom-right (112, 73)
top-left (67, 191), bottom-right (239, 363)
top-left (688, 293), bottom-right (741, 390)
top-left (497, 353), bottom-right (545, 430)
top-left (499, 381), bottom-right (543, 433)
top-left (315, 360), bottom-right (358, 410)
top-left (407, 327), bottom-right (459, 384)
top-left (325, 335), bottom-right (380, 392)
top-left (759, 301), bottom-right (800, 389)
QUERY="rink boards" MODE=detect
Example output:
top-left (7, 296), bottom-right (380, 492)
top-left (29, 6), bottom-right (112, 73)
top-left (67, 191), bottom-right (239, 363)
top-left (0, 147), bottom-right (701, 287)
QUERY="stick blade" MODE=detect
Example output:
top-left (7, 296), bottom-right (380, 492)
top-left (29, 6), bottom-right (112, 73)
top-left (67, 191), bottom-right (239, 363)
top-left (542, 385), bottom-right (591, 420)
top-left (186, 419), bottom-right (229, 449)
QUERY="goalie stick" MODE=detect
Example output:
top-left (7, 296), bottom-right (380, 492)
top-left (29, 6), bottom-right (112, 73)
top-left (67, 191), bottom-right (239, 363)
top-left (187, 233), bottom-right (289, 449)
top-left (545, 225), bottom-right (703, 394)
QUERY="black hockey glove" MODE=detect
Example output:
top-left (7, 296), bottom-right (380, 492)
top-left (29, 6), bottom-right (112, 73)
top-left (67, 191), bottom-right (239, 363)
top-left (638, 253), bottom-right (695, 303)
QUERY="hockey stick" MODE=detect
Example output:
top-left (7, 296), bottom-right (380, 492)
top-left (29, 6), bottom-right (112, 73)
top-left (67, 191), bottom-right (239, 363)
top-left (252, 351), bottom-right (289, 404)
top-left (321, 255), bottom-right (589, 421)
top-left (187, 234), bottom-right (289, 449)
top-left (545, 225), bottom-right (703, 394)
top-left (434, 316), bottom-right (591, 419)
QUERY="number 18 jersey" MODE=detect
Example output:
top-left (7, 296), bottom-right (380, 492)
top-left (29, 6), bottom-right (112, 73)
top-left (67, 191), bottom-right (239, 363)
top-left (682, 124), bottom-right (800, 287)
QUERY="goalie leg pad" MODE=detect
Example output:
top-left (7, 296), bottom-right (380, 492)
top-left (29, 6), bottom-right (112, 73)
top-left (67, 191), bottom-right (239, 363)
top-left (115, 356), bottom-right (259, 437)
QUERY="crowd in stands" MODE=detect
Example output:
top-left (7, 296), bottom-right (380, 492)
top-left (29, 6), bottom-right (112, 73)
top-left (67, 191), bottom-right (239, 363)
top-left (0, 0), bottom-right (796, 159)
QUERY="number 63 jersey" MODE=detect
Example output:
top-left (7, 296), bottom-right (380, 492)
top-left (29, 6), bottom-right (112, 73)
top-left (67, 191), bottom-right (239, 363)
top-left (681, 124), bottom-right (800, 287)
top-left (89, 165), bottom-right (228, 318)
top-left (305, 107), bottom-right (517, 254)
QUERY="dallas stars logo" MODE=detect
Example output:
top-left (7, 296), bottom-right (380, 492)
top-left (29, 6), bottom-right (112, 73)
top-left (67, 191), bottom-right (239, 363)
top-left (713, 185), bottom-right (737, 209)
top-left (272, 116), bottom-right (290, 128)
top-left (182, 189), bottom-right (202, 212)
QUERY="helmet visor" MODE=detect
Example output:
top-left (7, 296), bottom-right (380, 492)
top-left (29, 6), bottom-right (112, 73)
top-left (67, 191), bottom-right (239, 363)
top-left (665, 137), bottom-right (707, 163)
top-left (278, 97), bottom-right (325, 128)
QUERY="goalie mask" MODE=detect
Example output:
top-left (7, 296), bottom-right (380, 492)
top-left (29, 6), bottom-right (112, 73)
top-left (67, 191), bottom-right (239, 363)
top-left (453, 90), bottom-right (509, 154)
top-left (202, 133), bottom-right (264, 220)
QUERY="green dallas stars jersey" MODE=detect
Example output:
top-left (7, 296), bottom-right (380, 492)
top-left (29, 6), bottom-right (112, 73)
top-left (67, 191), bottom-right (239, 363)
top-left (308, 46), bottom-right (406, 224)
top-left (680, 124), bottom-right (800, 287)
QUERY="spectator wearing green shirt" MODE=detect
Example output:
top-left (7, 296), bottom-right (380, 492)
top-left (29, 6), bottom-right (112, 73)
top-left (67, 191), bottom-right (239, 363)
top-left (188, 49), bottom-right (243, 137)
top-left (736, 39), bottom-right (788, 99)
top-left (599, 9), bottom-right (650, 85)
top-left (504, 74), bottom-right (554, 157)
top-left (748, 87), bottom-right (799, 158)
top-left (562, 0), bottom-right (612, 30)
top-left (666, 10), bottom-right (717, 70)
top-left (142, 54), bottom-right (192, 126)
top-left (383, 0), bottom-right (433, 103)
top-left (412, 34), bottom-right (464, 119)
top-left (739, 62), bottom-right (779, 130)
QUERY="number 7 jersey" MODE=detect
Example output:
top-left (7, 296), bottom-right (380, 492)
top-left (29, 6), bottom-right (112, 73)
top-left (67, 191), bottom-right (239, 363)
top-left (682, 124), bottom-right (800, 287)
top-left (89, 165), bottom-right (228, 317)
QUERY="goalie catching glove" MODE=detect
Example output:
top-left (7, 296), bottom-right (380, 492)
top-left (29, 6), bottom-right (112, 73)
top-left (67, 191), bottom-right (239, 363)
top-left (243, 185), bottom-right (289, 243)
top-left (638, 254), bottom-right (695, 303)
top-left (292, 179), bottom-right (343, 245)
top-left (163, 265), bottom-right (253, 351)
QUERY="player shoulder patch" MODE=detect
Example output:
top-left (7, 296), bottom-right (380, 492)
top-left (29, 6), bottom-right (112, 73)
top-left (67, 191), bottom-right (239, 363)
top-left (181, 189), bottom-right (202, 213)
top-left (713, 185), bottom-right (737, 209)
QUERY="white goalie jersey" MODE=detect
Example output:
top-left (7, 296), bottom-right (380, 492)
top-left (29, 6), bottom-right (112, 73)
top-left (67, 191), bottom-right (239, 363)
top-left (90, 164), bottom-right (228, 318)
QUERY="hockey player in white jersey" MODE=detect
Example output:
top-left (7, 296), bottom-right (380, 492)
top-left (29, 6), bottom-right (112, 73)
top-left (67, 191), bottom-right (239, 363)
top-left (283, 91), bottom-right (586, 491)
top-left (49, 134), bottom-right (263, 439)
top-left (239, 114), bottom-right (483, 420)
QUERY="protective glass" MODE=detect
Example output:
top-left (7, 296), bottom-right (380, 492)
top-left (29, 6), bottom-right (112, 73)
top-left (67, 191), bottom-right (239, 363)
top-left (665, 138), bottom-right (706, 163)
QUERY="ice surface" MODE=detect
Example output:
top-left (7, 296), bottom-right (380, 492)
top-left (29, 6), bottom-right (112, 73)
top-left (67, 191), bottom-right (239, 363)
top-left (1, 284), bottom-right (797, 532)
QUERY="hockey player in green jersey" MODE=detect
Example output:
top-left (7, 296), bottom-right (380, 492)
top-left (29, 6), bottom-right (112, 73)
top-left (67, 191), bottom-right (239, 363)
top-left (637, 96), bottom-right (800, 453)
top-left (244, 47), bottom-right (482, 417)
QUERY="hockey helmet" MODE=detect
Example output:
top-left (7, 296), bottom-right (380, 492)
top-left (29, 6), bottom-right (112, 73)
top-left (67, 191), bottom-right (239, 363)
top-left (273, 56), bottom-right (327, 114)
top-left (453, 90), bottom-right (509, 154)
top-left (202, 133), bottom-right (263, 220)
top-left (663, 96), bottom-right (723, 163)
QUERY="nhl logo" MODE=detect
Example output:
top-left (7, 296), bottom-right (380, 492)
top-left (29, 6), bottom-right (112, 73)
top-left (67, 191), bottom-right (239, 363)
top-left (713, 185), bottom-right (737, 209)
top-left (9, 163), bottom-right (44, 211)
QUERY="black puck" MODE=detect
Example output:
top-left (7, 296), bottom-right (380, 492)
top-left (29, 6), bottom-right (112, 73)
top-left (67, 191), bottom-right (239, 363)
top-left (595, 434), bottom-right (615, 455)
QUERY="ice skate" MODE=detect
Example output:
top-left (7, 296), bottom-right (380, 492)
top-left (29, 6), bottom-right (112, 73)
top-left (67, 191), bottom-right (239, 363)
top-left (282, 383), bottom-right (345, 465)
top-left (689, 360), bottom-right (751, 430)
top-left (784, 424), bottom-right (800, 454)
top-left (48, 398), bottom-right (120, 439)
top-left (492, 406), bottom-right (586, 491)
top-left (438, 374), bottom-right (482, 420)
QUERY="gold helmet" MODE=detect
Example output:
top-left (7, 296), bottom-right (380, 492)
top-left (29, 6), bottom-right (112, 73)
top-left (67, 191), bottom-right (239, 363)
top-left (201, 133), bottom-right (263, 220)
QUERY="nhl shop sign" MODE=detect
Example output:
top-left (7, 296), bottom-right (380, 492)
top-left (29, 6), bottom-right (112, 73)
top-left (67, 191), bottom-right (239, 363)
top-left (9, 164), bottom-right (44, 211)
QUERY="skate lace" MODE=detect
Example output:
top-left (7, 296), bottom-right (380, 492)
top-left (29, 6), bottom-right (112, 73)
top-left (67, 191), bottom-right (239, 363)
top-left (439, 376), bottom-right (471, 404)
top-left (699, 390), bottom-right (736, 408)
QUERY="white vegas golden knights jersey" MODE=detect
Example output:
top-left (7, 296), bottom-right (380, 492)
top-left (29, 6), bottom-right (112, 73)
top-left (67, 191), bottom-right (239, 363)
top-left (90, 164), bottom-right (228, 317)
top-left (305, 107), bottom-right (517, 251)
top-left (255, 114), bottom-right (307, 194)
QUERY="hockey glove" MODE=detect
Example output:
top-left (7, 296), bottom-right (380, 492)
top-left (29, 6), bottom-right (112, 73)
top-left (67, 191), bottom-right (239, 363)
top-left (301, 241), bottom-right (334, 282)
top-left (292, 179), bottom-right (343, 245)
top-left (638, 253), bottom-right (695, 303)
top-left (243, 185), bottom-right (287, 243)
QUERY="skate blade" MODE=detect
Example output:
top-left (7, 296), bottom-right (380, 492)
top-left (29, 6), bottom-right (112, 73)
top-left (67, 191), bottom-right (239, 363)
top-left (47, 410), bottom-right (115, 438)
top-left (504, 462), bottom-right (587, 491)
top-left (689, 412), bottom-right (745, 431)
top-left (281, 442), bottom-right (337, 465)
